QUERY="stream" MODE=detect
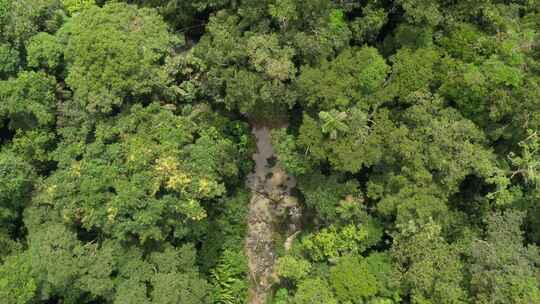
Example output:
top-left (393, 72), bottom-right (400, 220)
top-left (245, 124), bottom-right (301, 304)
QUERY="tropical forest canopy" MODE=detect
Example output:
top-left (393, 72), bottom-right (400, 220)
top-left (0, 0), bottom-right (539, 303)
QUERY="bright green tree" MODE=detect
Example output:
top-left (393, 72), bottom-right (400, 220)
top-left (26, 32), bottom-right (63, 70)
top-left (36, 103), bottom-right (242, 243)
top-left (62, 0), bottom-right (95, 15)
top-left (0, 253), bottom-right (37, 304)
top-left (275, 255), bottom-right (311, 282)
top-left (58, 3), bottom-right (180, 113)
top-left (293, 277), bottom-right (337, 304)
top-left (330, 255), bottom-right (379, 303)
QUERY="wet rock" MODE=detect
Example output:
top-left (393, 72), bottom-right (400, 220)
top-left (245, 123), bottom-right (299, 304)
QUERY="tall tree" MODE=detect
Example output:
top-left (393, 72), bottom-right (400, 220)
top-left (469, 211), bottom-right (540, 304)
top-left (58, 3), bottom-right (180, 113)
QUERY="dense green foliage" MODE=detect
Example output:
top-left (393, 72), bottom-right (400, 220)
top-left (0, 0), bottom-right (539, 303)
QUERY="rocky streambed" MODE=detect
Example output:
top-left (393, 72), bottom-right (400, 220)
top-left (245, 125), bottom-right (301, 304)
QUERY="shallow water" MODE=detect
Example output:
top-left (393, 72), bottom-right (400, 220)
top-left (245, 123), bottom-right (297, 304)
top-left (246, 126), bottom-right (274, 191)
top-left (246, 125), bottom-right (296, 194)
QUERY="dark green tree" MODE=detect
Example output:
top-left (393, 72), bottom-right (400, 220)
top-left (469, 211), bottom-right (540, 304)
